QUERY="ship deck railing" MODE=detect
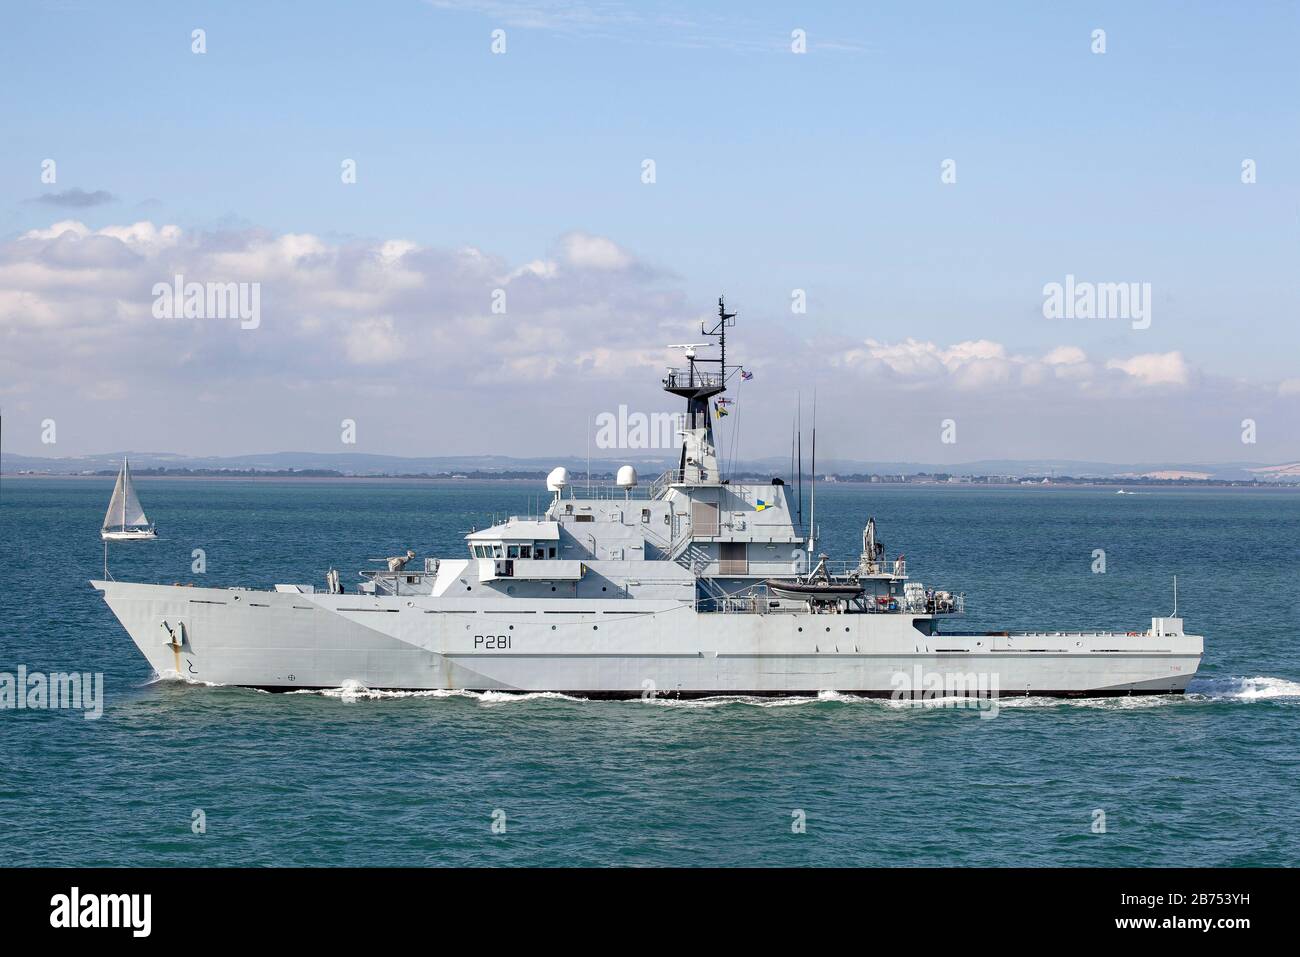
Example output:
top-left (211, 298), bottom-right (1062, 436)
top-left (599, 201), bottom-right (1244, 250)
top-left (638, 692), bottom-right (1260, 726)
top-left (703, 593), bottom-right (965, 615)
top-left (359, 561), bottom-right (440, 595)
top-left (646, 468), bottom-right (682, 500)
top-left (553, 482), bottom-right (661, 502)
top-left (661, 368), bottom-right (724, 391)
top-left (811, 558), bottom-right (909, 579)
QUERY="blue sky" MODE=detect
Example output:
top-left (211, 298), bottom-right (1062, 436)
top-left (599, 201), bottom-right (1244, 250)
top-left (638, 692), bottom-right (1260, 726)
top-left (1, 1), bottom-right (1297, 464)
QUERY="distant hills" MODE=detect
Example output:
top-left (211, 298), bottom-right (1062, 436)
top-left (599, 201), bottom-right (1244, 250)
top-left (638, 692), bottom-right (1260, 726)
top-left (3, 450), bottom-right (1298, 483)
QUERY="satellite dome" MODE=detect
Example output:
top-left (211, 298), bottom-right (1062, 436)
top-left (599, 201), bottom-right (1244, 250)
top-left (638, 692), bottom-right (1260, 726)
top-left (546, 466), bottom-right (569, 492)
top-left (616, 465), bottom-right (638, 488)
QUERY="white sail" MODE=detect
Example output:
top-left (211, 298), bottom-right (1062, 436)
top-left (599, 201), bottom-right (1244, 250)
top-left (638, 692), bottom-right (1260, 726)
top-left (103, 458), bottom-right (150, 531)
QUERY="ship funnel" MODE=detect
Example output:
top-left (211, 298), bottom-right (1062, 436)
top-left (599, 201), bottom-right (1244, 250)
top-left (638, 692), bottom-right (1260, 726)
top-left (616, 465), bottom-right (638, 489)
top-left (546, 466), bottom-right (569, 493)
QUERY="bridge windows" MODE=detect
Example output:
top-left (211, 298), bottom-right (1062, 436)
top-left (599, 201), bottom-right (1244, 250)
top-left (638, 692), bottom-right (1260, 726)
top-left (472, 541), bottom-right (557, 560)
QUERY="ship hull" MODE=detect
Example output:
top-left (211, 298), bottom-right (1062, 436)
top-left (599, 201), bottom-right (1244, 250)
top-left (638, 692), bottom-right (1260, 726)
top-left (92, 580), bottom-right (1202, 698)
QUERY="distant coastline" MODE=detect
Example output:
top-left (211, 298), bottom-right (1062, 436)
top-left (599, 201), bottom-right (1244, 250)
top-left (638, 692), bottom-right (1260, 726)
top-left (5, 469), bottom-right (1297, 490)
top-left (7, 450), bottom-right (1298, 485)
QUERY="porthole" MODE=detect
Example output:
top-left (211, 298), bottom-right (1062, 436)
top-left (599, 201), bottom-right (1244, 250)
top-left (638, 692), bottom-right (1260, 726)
top-left (551, 625), bottom-right (556, 630)
top-left (593, 625), bottom-right (598, 631)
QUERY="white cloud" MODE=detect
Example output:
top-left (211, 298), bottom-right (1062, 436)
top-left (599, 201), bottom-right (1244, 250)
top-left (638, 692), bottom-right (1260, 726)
top-left (0, 219), bottom-right (685, 406)
top-left (1, 218), bottom-right (1290, 462)
top-left (838, 337), bottom-right (1004, 380)
top-left (1043, 345), bottom-right (1087, 365)
top-left (835, 337), bottom-right (1197, 393)
top-left (344, 316), bottom-right (405, 365)
top-left (21, 220), bottom-right (91, 241)
top-left (558, 231), bottom-right (635, 271)
top-left (1104, 351), bottom-right (1190, 387)
top-left (97, 221), bottom-right (182, 254)
top-left (423, 1), bottom-right (867, 52)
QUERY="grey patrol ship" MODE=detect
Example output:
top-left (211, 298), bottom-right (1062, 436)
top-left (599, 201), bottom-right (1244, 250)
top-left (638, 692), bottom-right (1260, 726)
top-left (93, 299), bottom-right (1203, 698)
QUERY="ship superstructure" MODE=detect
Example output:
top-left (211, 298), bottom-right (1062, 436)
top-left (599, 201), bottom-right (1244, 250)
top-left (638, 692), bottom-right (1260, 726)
top-left (93, 299), bottom-right (1202, 697)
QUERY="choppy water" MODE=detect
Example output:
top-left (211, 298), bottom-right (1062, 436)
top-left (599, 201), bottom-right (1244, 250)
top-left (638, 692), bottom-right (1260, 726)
top-left (1, 478), bottom-right (1297, 866)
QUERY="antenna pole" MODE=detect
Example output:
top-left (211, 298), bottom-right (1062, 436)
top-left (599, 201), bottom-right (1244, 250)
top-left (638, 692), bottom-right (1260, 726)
top-left (796, 398), bottom-right (803, 533)
top-left (809, 392), bottom-right (817, 556)
top-left (1173, 575), bottom-right (1178, 616)
top-left (719, 296), bottom-right (726, 386)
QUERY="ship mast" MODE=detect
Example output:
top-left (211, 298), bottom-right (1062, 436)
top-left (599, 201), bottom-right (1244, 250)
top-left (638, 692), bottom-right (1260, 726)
top-left (661, 297), bottom-right (737, 485)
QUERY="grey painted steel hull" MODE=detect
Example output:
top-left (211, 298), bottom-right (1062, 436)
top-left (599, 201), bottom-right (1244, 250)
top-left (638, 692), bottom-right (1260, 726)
top-left (93, 580), bottom-right (1202, 697)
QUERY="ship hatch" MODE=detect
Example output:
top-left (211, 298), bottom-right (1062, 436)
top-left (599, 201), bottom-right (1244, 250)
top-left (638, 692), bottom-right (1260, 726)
top-left (720, 541), bottom-right (747, 574)
top-left (692, 501), bottom-right (719, 537)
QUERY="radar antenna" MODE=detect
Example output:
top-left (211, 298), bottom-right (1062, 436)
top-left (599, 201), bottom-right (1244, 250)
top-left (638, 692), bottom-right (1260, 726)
top-left (660, 297), bottom-right (742, 485)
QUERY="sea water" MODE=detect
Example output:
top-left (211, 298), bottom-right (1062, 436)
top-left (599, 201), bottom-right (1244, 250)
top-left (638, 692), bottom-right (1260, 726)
top-left (1, 478), bottom-right (1296, 866)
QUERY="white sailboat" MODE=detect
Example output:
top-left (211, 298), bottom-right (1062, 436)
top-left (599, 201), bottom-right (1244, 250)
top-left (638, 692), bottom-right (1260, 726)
top-left (101, 456), bottom-right (157, 541)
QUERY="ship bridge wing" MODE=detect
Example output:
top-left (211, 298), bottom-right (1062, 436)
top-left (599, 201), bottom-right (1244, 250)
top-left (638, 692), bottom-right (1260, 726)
top-left (466, 520), bottom-right (559, 542)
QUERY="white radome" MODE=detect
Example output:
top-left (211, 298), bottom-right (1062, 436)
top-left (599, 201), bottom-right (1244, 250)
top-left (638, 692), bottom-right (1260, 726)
top-left (616, 465), bottom-right (638, 488)
top-left (546, 466), bottom-right (569, 492)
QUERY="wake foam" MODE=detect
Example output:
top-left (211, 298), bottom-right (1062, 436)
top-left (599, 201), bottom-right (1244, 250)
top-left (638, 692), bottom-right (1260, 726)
top-left (143, 675), bottom-right (1300, 707)
top-left (295, 681), bottom-right (584, 705)
top-left (144, 671), bottom-right (225, 689)
top-left (642, 690), bottom-right (862, 709)
top-left (1187, 675), bottom-right (1300, 701)
top-left (994, 694), bottom-right (1171, 711)
top-left (299, 680), bottom-right (472, 701)
top-left (476, 690), bottom-right (587, 705)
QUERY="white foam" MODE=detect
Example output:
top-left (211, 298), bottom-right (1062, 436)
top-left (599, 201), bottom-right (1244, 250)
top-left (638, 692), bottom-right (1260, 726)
top-left (642, 689), bottom-right (861, 709)
top-left (302, 680), bottom-right (474, 701)
top-left (982, 675), bottom-right (1300, 709)
top-left (144, 671), bottom-right (225, 688)
top-left (475, 690), bottom-right (586, 705)
top-left (1052, 695), bottom-right (1171, 711)
top-left (1187, 675), bottom-right (1300, 701)
top-left (144, 675), bottom-right (1300, 707)
top-left (293, 682), bottom-right (583, 705)
top-left (643, 694), bottom-right (795, 709)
